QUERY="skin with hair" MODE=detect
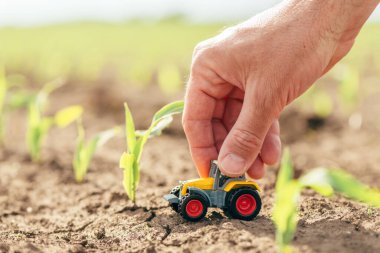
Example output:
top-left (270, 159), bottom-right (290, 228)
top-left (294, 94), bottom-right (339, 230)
top-left (183, 0), bottom-right (379, 178)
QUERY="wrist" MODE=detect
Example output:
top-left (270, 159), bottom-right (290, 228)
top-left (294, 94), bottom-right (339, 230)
top-left (284, 0), bottom-right (379, 43)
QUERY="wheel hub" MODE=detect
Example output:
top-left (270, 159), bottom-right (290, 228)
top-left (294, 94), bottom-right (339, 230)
top-left (185, 199), bottom-right (203, 217)
top-left (236, 194), bottom-right (256, 215)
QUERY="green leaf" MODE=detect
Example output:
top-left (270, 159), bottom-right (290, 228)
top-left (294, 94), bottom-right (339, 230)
top-left (73, 122), bottom-right (120, 183)
top-left (136, 115), bottom-right (173, 138)
top-left (54, 105), bottom-right (83, 128)
top-left (299, 168), bottom-right (334, 197)
top-left (300, 167), bottom-right (380, 207)
top-left (7, 91), bottom-right (35, 109)
top-left (327, 169), bottom-right (380, 207)
top-left (36, 78), bottom-right (64, 111)
top-left (276, 148), bottom-right (293, 191)
top-left (272, 149), bottom-right (300, 253)
top-left (120, 152), bottom-right (137, 201)
top-left (27, 102), bottom-right (42, 161)
top-left (124, 102), bottom-right (136, 153)
top-left (0, 67), bottom-right (7, 143)
top-left (89, 127), bottom-right (121, 151)
top-left (0, 67), bottom-right (7, 112)
top-left (73, 119), bottom-right (86, 182)
top-left (273, 180), bottom-right (301, 253)
top-left (153, 100), bottom-right (184, 122)
top-left (135, 100), bottom-right (184, 162)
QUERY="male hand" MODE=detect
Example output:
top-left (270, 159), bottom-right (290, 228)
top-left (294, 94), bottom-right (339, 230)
top-left (183, 0), bottom-right (378, 178)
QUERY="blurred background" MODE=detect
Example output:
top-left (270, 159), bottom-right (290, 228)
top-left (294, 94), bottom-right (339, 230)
top-left (0, 0), bottom-right (380, 129)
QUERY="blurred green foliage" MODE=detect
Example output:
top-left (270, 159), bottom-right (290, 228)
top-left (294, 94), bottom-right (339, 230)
top-left (0, 67), bottom-right (8, 144)
top-left (0, 21), bottom-right (223, 90)
top-left (0, 21), bottom-right (378, 108)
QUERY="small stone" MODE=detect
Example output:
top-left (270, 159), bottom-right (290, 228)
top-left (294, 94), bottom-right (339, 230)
top-left (62, 235), bottom-right (70, 242)
top-left (87, 243), bottom-right (96, 249)
top-left (94, 227), bottom-right (106, 240)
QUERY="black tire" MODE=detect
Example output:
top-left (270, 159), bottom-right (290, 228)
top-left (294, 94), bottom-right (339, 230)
top-left (169, 185), bottom-right (181, 212)
top-left (226, 187), bottom-right (261, 221)
top-left (178, 193), bottom-right (208, 222)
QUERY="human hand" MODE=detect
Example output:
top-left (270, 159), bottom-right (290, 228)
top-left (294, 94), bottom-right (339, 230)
top-left (183, 0), bottom-right (378, 178)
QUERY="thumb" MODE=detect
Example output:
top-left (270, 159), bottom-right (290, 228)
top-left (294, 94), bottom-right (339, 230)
top-left (218, 87), bottom-right (277, 177)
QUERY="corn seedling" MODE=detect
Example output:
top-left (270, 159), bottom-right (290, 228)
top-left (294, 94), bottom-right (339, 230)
top-left (0, 70), bottom-right (35, 146)
top-left (273, 149), bottom-right (380, 253)
top-left (27, 81), bottom-right (83, 161)
top-left (73, 120), bottom-right (120, 183)
top-left (120, 100), bottom-right (184, 202)
top-left (0, 68), bottom-right (8, 144)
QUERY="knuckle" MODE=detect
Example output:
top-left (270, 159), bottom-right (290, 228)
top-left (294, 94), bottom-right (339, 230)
top-left (193, 40), bottom-right (211, 57)
top-left (231, 128), bottom-right (262, 154)
top-left (192, 40), bottom-right (217, 65)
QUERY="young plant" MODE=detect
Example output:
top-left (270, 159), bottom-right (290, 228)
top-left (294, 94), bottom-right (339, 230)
top-left (0, 69), bottom-right (35, 146)
top-left (73, 119), bottom-right (120, 183)
top-left (0, 68), bottom-right (8, 144)
top-left (119, 100), bottom-right (184, 202)
top-left (272, 149), bottom-right (380, 253)
top-left (27, 81), bottom-right (83, 161)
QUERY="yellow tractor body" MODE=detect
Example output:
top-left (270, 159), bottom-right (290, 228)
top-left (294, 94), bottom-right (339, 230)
top-left (164, 161), bottom-right (262, 222)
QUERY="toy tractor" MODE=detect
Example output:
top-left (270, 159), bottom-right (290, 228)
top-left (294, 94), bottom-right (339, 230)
top-left (164, 161), bottom-right (262, 222)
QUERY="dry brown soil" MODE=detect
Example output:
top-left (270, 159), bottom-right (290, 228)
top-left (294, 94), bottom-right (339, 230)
top-left (1, 83), bottom-right (380, 253)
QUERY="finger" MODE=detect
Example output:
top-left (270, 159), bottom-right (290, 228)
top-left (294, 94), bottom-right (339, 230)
top-left (260, 119), bottom-right (281, 165)
top-left (246, 156), bottom-right (265, 179)
top-left (218, 85), bottom-right (277, 177)
top-left (183, 76), bottom-right (232, 177)
top-left (223, 97), bottom-right (243, 131)
top-left (212, 119), bottom-right (228, 152)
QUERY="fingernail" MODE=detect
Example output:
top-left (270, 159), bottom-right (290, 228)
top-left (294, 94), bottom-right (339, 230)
top-left (220, 153), bottom-right (247, 176)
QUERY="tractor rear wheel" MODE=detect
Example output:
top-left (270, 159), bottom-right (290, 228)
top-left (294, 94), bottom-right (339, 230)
top-left (226, 187), bottom-right (261, 221)
top-left (179, 194), bottom-right (208, 222)
top-left (169, 185), bottom-right (181, 212)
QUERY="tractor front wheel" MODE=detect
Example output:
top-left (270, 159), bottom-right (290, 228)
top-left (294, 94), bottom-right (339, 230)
top-left (226, 187), bottom-right (261, 221)
top-left (179, 194), bottom-right (208, 222)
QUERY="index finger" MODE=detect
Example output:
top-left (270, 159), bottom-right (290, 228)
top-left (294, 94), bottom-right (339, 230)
top-left (183, 79), bottom-right (217, 177)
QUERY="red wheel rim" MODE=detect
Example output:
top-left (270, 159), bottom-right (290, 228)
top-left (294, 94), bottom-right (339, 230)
top-left (185, 200), bottom-right (203, 218)
top-left (236, 194), bottom-right (256, 215)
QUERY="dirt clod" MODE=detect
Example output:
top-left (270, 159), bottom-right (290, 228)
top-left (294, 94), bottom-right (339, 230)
top-left (94, 227), bottom-right (106, 240)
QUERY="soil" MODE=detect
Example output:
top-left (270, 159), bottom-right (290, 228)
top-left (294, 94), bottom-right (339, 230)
top-left (1, 82), bottom-right (380, 253)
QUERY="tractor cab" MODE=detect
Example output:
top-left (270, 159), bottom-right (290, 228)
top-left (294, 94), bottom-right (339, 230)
top-left (209, 160), bottom-right (245, 189)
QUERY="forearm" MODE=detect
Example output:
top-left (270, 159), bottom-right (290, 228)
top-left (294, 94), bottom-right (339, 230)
top-left (286, 0), bottom-right (379, 42)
